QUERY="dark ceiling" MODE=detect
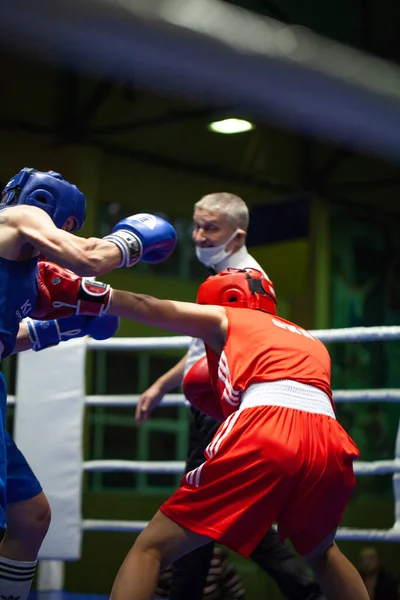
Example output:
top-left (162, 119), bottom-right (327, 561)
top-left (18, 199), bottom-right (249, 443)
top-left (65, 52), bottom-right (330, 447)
top-left (1, 0), bottom-right (400, 215)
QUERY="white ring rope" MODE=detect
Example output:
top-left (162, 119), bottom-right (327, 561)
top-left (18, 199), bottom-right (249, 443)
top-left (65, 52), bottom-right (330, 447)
top-left (8, 327), bottom-right (400, 408)
top-left (87, 325), bottom-right (400, 350)
top-left (7, 389), bottom-right (400, 407)
top-left (83, 459), bottom-right (400, 476)
top-left (308, 325), bottom-right (400, 343)
top-left (332, 389), bottom-right (400, 403)
top-left (84, 460), bottom-right (186, 474)
top-left (85, 389), bottom-right (400, 405)
top-left (80, 520), bottom-right (400, 542)
top-left (8, 324), bottom-right (400, 543)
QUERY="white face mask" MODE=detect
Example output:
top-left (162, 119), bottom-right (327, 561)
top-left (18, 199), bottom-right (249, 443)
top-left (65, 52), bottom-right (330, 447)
top-left (195, 229), bottom-right (240, 268)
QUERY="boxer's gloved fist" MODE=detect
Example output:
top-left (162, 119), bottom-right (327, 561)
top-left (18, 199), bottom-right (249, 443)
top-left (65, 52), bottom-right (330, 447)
top-left (26, 314), bottom-right (120, 352)
top-left (103, 213), bottom-right (177, 268)
top-left (183, 356), bottom-right (225, 422)
top-left (32, 261), bottom-right (112, 319)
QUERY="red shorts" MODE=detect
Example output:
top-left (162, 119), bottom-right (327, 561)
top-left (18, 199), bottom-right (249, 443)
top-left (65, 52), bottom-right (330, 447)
top-left (161, 405), bottom-right (359, 557)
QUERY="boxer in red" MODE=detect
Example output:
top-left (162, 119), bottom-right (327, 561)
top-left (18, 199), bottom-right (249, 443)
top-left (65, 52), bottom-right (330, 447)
top-left (103, 267), bottom-right (368, 600)
top-left (37, 265), bottom-right (368, 600)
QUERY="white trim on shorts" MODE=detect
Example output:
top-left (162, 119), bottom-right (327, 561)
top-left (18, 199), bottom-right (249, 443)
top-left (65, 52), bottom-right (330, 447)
top-left (239, 380), bottom-right (336, 419)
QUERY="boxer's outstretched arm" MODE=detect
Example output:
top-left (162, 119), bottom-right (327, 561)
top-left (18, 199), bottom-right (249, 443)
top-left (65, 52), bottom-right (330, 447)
top-left (110, 290), bottom-right (227, 351)
top-left (15, 206), bottom-right (121, 276)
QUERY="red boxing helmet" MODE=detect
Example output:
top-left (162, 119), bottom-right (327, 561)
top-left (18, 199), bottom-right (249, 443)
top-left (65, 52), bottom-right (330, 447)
top-left (197, 267), bottom-right (277, 315)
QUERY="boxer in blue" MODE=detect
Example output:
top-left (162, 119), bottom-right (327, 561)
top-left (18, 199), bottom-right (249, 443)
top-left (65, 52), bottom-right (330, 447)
top-left (0, 167), bottom-right (177, 599)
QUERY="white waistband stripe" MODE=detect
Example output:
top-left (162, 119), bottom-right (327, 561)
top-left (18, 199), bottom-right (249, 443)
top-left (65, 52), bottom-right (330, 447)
top-left (239, 380), bottom-right (335, 418)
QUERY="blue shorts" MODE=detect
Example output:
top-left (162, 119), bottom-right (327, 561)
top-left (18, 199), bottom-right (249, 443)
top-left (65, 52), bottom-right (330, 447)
top-left (5, 430), bottom-right (43, 503)
top-left (0, 373), bottom-right (42, 530)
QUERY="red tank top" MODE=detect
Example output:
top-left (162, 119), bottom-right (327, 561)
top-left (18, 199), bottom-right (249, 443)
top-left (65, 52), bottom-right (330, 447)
top-left (206, 308), bottom-right (333, 418)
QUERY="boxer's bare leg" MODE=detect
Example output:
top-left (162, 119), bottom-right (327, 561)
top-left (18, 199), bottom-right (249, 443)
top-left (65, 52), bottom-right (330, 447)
top-left (110, 510), bottom-right (212, 600)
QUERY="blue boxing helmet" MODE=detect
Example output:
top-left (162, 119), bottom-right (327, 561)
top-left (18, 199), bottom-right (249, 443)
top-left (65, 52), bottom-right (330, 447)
top-left (0, 168), bottom-right (86, 232)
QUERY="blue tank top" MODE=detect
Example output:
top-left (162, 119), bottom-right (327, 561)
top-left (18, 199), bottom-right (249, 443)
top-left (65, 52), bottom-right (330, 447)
top-left (0, 256), bottom-right (38, 358)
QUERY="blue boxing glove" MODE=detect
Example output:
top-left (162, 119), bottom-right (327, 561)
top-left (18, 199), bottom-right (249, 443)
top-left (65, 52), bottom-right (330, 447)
top-left (103, 213), bottom-right (177, 268)
top-left (26, 314), bottom-right (120, 352)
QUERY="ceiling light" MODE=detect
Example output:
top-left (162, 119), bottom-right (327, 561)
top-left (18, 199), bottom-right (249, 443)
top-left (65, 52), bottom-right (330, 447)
top-left (208, 118), bottom-right (254, 134)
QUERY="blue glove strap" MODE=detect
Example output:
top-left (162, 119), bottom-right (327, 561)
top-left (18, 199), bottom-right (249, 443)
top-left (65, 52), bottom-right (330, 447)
top-left (27, 315), bottom-right (118, 351)
top-left (26, 319), bottom-right (61, 352)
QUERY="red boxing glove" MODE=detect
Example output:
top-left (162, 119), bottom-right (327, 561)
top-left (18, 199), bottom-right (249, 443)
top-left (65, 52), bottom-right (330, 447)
top-left (183, 356), bottom-right (225, 422)
top-left (31, 261), bottom-right (112, 320)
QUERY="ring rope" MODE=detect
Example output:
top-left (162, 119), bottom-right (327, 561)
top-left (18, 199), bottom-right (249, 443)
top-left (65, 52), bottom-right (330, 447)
top-left (87, 325), bottom-right (400, 351)
top-left (85, 389), bottom-right (400, 405)
top-left (83, 327), bottom-right (400, 542)
top-left (83, 459), bottom-right (400, 476)
top-left (6, 389), bottom-right (400, 407)
top-left (80, 519), bottom-right (400, 542)
top-left (8, 325), bottom-right (400, 544)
